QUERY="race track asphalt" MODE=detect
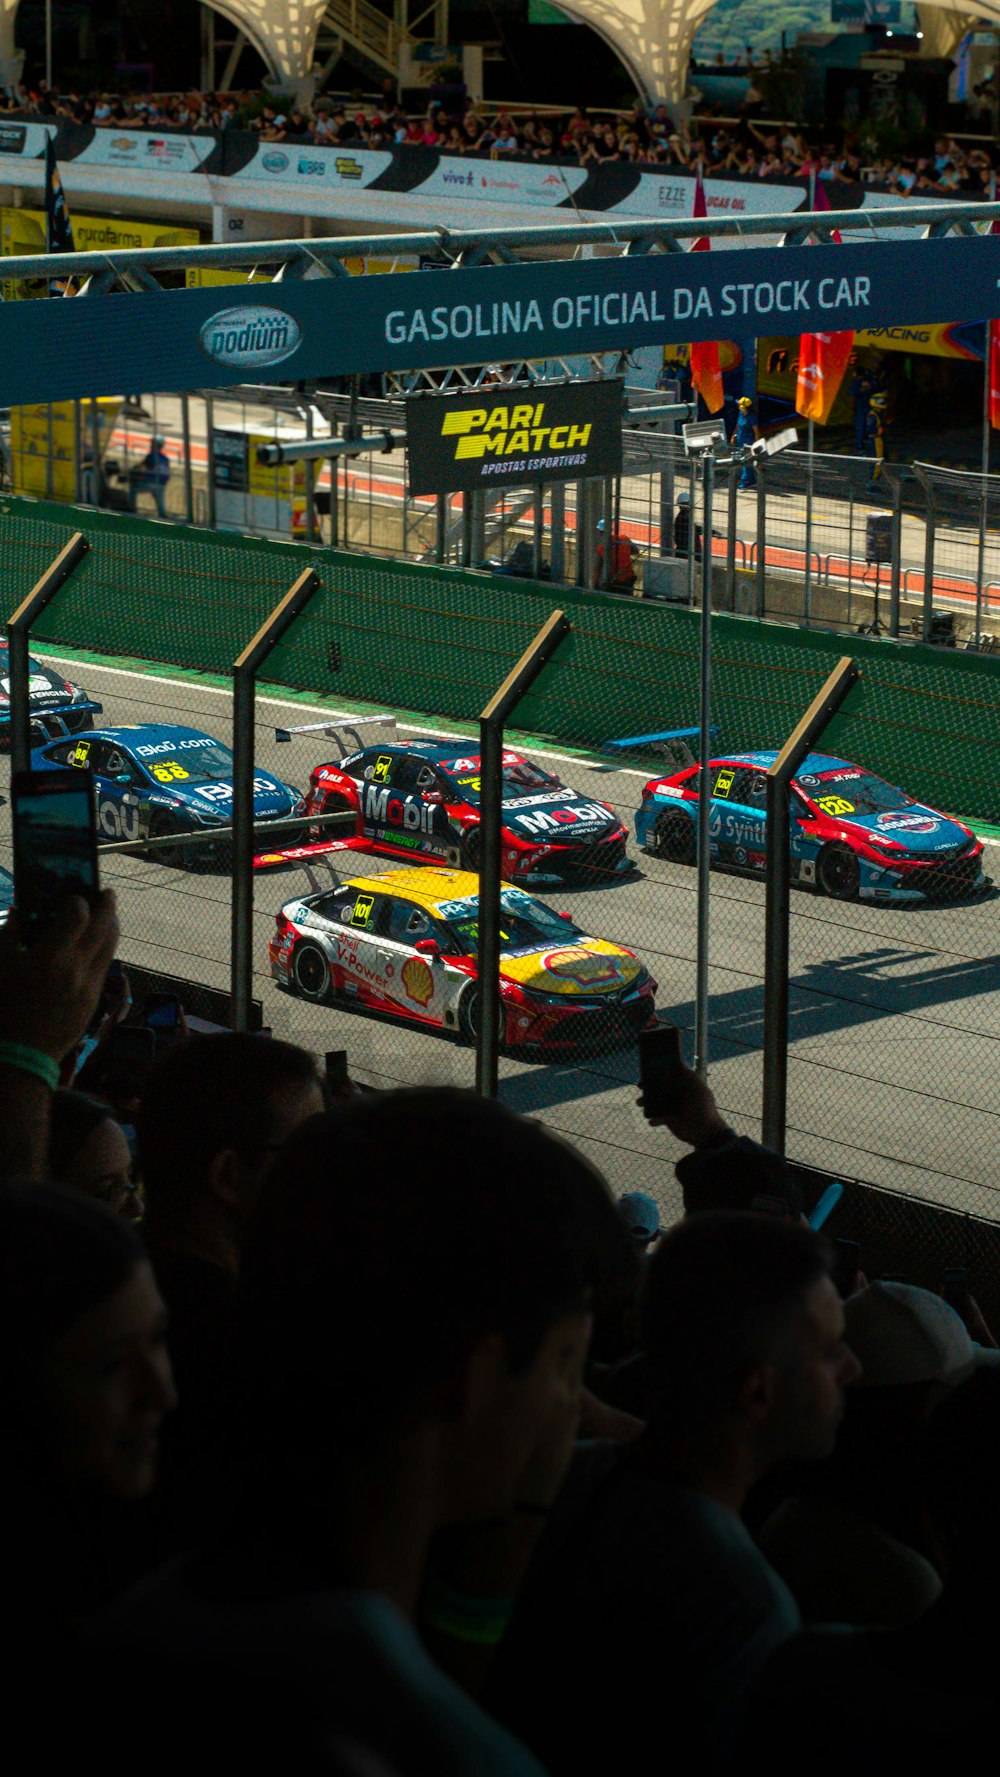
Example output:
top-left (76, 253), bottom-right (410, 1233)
top-left (7, 650), bottom-right (999, 1226)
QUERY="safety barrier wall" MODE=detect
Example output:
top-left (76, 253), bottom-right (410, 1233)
top-left (2, 493), bottom-right (999, 827)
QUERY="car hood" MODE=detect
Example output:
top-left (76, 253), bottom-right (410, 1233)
top-left (836, 805), bottom-right (973, 855)
top-left (500, 793), bottom-right (619, 842)
top-left (500, 939), bottom-right (641, 996)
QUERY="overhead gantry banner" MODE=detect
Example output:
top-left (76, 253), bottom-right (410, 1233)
top-left (1, 218), bottom-right (999, 404)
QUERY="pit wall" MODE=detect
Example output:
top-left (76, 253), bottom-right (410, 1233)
top-left (3, 495), bottom-right (997, 826)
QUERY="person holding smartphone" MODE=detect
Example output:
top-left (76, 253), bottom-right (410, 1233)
top-left (637, 1033), bottom-right (805, 1221)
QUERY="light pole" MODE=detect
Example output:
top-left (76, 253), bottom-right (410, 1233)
top-left (682, 419), bottom-right (798, 1081)
top-left (45, 0), bottom-right (52, 88)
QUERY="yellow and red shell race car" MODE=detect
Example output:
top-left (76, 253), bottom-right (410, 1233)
top-left (269, 867), bottom-right (657, 1052)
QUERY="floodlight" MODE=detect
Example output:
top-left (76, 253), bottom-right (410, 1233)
top-left (682, 418), bottom-right (727, 455)
top-left (763, 427), bottom-right (799, 456)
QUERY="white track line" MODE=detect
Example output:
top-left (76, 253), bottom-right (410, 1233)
top-left (35, 650), bottom-right (1000, 846)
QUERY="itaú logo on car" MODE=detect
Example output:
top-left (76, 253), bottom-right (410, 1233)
top-left (198, 305), bottom-right (301, 369)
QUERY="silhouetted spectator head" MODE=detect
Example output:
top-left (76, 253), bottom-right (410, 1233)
top-left (0, 1182), bottom-right (175, 1498)
top-left (50, 1088), bottom-right (137, 1220)
top-left (241, 1087), bottom-right (625, 1520)
top-left (642, 1212), bottom-right (860, 1469)
top-left (618, 1190), bottom-right (661, 1249)
top-left (138, 1032), bottom-right (324, 1251)
top-left (678, 1137), bottom-right (804, 1219)
top-left (844, 1282), bottom-right (1000, 1389)
top-left (925, 1367), bottom-right (1000, 1567)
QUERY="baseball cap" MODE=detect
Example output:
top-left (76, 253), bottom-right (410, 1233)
top-left (844, 1281), bottom-right (1000, 1387)
top-left (618, 1190), bottom-right (660, 1244)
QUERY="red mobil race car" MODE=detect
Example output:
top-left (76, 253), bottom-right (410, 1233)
top-left (280, 730), bottom-right (632, 886)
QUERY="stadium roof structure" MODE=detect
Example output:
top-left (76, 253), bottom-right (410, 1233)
top-left (201, 0), bottom-right (331, 83)
top-left (545, 0), bottom-right (1000, 102)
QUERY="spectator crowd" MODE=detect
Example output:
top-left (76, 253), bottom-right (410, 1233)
top-left (3, 76), bottom-right (995, 197)
top-left (1, 883), bottom-right (997, 1774)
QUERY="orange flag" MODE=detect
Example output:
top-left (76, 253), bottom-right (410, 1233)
top-left (796, 175), bottom-right (853, 424)
top-left (689, 172), bottom-right (724, 414)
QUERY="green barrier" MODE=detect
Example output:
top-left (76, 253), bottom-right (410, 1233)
top-left (3, 495), bottom-right (998, 825)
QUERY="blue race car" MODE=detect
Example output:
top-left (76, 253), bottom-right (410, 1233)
top-left (634, 749), bottom-right (986, 904)
top-left (0, 645), bottom-right (101, 743)
top-left (31, 725), bottom-right (305, 863)
top-left (0, 864), bottom-right (12, 925)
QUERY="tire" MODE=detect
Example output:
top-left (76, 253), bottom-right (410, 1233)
top-left (292, 941), bottom-right (332, 1003)
top-left (458, 984), bottom-right (504, 1047)
top-left (817, 844), bottom-right (861, 901)
top-left (146, 813), bottom-right (187, 870)
top-left (651, 812), bottom-right (696, 865)
top-left (461, 826), bottom-right (481, 872)
top-left (312, 790), bottom-right (354, 841)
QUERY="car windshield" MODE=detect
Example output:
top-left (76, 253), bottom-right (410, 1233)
top-left (439, 887), bottom-right (584, 957)
top-left (138, 739), bottom-right (234, 785)
top-left (439, 757), bottom-right (563, 805)
top-left (801, 768), bottom-right (913, 817)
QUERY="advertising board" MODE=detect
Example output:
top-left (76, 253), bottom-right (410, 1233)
top-left (406, 378), bottom-right (623, 495)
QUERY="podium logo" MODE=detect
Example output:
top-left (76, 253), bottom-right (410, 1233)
top-left (199, 305), bottom-right (301, 368)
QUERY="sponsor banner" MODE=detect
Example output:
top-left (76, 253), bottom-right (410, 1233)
top-left (853, 321), bottom-right (984, 359)
top-left (406, 378), bottom-right (623, 495)
top-left (9, 397), bottom-right (120, 500)
top-left (236, 144), bottom-right (394, 187)
top-left (3, 232), bottom-right (1000, 403)
top-left (1, 205), bottom-right (200, 300)
top-left (0, 120), bottom-right (51, 158)
top-left (72, 130), bottom-right (217, 173)
top-left (417, 159), bottom-right (589, 207)
top-left (211, 426), bottom-right (319, 539)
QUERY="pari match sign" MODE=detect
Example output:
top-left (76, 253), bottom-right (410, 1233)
top-left (3, 233), bottom-right (1000, 401)
top-left (406, 379), bottom-right (623, 496)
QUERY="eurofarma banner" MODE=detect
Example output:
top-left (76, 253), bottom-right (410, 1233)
top-left (406, 380), bottom-right (623, 495)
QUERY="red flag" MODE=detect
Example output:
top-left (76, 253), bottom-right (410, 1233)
top-left (689, 172), bottom-right (724, 415)
top-left (796, 175), bottom-right (853, 425)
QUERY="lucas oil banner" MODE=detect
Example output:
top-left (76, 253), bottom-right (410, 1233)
top-left (406, 379), bottom-right (623, 496)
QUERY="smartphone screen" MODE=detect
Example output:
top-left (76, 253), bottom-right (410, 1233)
top-left (638, 1024), bottom-right (685, 1118)
top-left (12, 767), bottom-right (99, 937)
top-left (144, 994), bottom-right (181, 1033)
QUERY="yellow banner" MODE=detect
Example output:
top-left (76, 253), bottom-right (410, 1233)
top-left (185, 253), bottom-right (416, 289)
top-left (853, 323), bottom-right (979, 359)
top-left (10, 397), bottom-right (121, 501)
top-left (1, 206), bottom-right (199, 298)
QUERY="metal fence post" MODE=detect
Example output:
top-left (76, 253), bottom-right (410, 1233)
top-left (180, 392), bottom-right (195, 525)
top-left (687, 457), bottom-right (698, 606)
top-left (205, 394), bottom-right (217, 531)
top-left (231, 568), bottom-right (321, 1031)
top-left (889, 476), bottom-right (903, 637)
top-left (476, 610), bottom-right (573, 1096)
top-left (922, 484), bottom-right (936, 642)
top-left (694, 447), bottom-right (716, 1080)
top-left (7, 532), bottom-right (90, 777)
top-left (532, 481), bottom-right (545, 579)
top-left (550, 480), bottom-right (566, 581)
top-left (762, 657), bottom-right (860, 1153)
top-left (435, 494), bottom-right (447, 563)
top-left (755, 460), bottom-right (767, 617)
top-left (725, 461), bottom-right (738, 609)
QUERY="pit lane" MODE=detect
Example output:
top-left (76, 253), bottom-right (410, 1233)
top-left (5, 651), bottom-right (999, 1225)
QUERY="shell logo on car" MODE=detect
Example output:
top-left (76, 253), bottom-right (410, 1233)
top-left (540, 946), bottom-right (629, 987)
top-left (401, 956), bottom-right (434, 1006)
top-left (501, 939), bottom-right (640, 995)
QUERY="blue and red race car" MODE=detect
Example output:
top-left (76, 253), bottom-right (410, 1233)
top-left (634, 750), bottom-right (986, 903)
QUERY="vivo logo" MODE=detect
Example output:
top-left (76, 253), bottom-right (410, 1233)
top-left (198, 305), bottom-right (301, 368)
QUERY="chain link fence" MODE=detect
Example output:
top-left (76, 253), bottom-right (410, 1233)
top-left (2, 489), bottom-right (999, 1274)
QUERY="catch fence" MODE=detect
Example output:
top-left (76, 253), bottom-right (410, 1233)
top-left (2, 498), bottom-right (998, 1266)
top-left (8, 385), bottom-right (1000, 651)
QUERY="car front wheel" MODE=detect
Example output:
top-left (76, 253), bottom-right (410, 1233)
top-left (817, 843), bottom-right (861, 901)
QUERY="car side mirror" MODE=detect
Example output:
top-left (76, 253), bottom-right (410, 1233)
top-left (415, 938), bottom-right (440, 957)
top-left (558, 911), bottom-right (573, 921)
top-left (115, 774), bottom-right (131, 785)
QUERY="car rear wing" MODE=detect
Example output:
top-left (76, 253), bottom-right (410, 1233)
top-left (253, 832), bottom-right (450, 876)
top-left (602, 724), bottom-right (720, 770)
top-left (274, 714), bottom-right (398, 745)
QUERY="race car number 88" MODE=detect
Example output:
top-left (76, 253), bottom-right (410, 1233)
top-left (151, 761), bottom-right (189, 782)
